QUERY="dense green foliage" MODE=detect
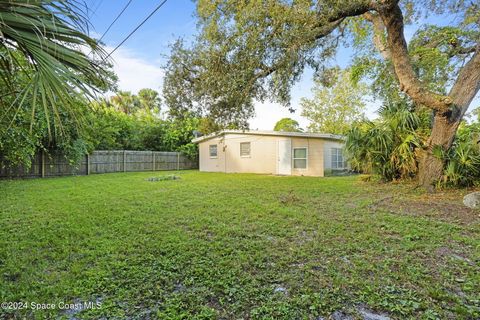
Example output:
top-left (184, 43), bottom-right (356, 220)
top-left (0, 51), bottom-right (98, 167)
top-left (273, 118), bottom-right (303, 132)
top-left (345, 104), bottom-right (480, 187)
top-left (0, 86), bottom-right (200, 169)
top-left (85, 91), bottom-right (199, 159)
top-left (0, 102), bottom-right (91, 167)
top-left (438, 121), bottom-right (480, 187)
top-left (1, 172), bottom-right (478, 318)
top-left (0, 0), bottom-right (115, 168)
top-left (82, 93), bottom-right (200, 160)
top-left (0, 0), bottom-right (110, 130)
top-left (345, 104), bottom-right (429, 181)
top-left (0, 1), bottom-right (200, 169)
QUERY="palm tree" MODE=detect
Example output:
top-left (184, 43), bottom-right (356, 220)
top-left (138, 88), bottom-right (161, 112)
top-left (0, 0), bottom-right (108, 132)
top-left (110, 91), bottom-right (138, 114)
top-left (345, 103), bottom-right (425, 181)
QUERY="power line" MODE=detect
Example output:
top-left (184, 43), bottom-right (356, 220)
top-left (104, 0), bottom-right (168, 60)
top-left (98, 0), bottom-right (134, 43)
top-left (91, 0), bottom-right (104, 17)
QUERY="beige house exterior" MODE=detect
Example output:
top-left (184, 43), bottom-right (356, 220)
top-left (193, 130), bottom-right (347, 177)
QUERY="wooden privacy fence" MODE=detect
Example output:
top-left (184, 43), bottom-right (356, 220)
top-left (0, 150), bottom-right (197, 179)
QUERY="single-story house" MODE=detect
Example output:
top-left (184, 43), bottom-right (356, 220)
top-left (192, 130), bottom-right (347, 177)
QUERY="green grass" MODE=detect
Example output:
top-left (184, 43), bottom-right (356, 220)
top-left (0, 171), bottom-right (478, 319)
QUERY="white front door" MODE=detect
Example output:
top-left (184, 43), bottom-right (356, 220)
top-left (277, 139), bottom-right (292, 175)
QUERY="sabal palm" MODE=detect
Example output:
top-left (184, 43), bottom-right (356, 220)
top-left (0, 0), bottom-right (107, 132)
top-left (345, 103), bottom-right (423, 180)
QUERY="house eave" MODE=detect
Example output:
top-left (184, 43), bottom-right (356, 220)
top-left (192, 130), bottom-right (345, 144)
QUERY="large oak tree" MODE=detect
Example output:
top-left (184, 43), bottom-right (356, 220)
top-left (164, 0), bottom-right (480, 188)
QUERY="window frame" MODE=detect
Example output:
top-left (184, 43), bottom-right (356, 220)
top-left (293, 147), bottom-right (308, 169)
top-left (240, 142), bottom-right (251, 158)
top-left (209, 144), bottom-right (218, 158)
top-left (331, 148), bottom-right (346, 169)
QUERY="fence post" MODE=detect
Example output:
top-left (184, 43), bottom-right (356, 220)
top-left (41, 150), bottom-right (45, 178)
top-left (6, 149), bottom-right (197, 179)
top-left (152, 151), bottom-right (155, 171)
top-left (86, 154), bottom-right (90, 175)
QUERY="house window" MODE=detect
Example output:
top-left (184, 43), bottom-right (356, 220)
top-left (240, 142), bottom-right (251, 157)
top-left (293, 147), bottom-right (307, 169)
top-left (331, 148), bottom-right (347, 169)
top-left (209, 144), bottom-right (218, 158)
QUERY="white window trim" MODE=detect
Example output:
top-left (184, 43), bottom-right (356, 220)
top-left (240, 142), bottom-right (251, 158)
top-left (209, 144), bottom-right (218, 159)
top-left (331, 148), bottom-right (346, 169)
top-left (293, 147), bottom-right (308, 170)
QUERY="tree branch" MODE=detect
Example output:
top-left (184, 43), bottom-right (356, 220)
top-left (413, 37), bottom-right (477, 58)
top-left (379, 4), bottom-right (452, 113)
top-left (448, 44), bottom-right (477, 58)
top-left (312, 18), bottom-right (345, 42)
top-left (363, 12), bottom-right (391, 60)
top-left (448, 47), bottom-right (480, 120)
top-left (316, 1), bottom-right (379, 23)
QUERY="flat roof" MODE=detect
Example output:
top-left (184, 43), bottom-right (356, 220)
top-left (192, 130), bottom-right (344, 143)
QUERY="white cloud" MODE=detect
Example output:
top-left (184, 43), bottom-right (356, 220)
top-left (105, 46), bottom-right (164, 93)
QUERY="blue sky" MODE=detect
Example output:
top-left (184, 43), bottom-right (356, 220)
top-left (87, 0), bottom-right (197, 60)
top-left (86, 0), bottom-right (479, 130)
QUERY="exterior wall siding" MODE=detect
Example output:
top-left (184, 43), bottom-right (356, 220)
top-left (199, 134), bottom-right (279, 174)
top-left (224, 134), bottom-right (278, 174)
top-left (198, 133), bottom-right (343, 177)
top-left (198, 137), bottom-right (226, 172)
top-left (291, 138), bottom-right (324, 177)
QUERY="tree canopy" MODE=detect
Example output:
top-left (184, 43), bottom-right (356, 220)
top-left (301, 69), bottom-right (367, 134)
top-left (273, 118), bottom-right (303, 132)
top-left (110, 89), bottom-right (162, 115)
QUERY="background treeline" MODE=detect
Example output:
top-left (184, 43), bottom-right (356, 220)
top-left (87, 92), bottom-right (200, 159)
top-left (0, 88), bottom-right (203, 170)
top-left (0, 55), bottom-right (203, 169)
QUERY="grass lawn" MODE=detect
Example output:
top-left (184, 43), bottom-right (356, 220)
top-left (0, 171), bottom-right (479, 319)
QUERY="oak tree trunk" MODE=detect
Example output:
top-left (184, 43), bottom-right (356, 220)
top-left (417, 113), bottom-right (460, 190)
top-left (378, 4), bottom-right (480, 190)
top-left (418, 52), bottom-right (480, 189)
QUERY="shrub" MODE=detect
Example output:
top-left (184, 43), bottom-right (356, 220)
top-left (345, 104), bottom-right (480, 187)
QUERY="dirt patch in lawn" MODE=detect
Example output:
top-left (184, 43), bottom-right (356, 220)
top-left (369, 194), bottom-right (480, 225)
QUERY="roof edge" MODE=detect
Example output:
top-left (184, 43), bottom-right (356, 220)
top-left (192, 130), bottom-right (345, 143)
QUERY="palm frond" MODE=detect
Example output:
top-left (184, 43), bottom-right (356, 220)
top-left (0, 0), bottom-right (109, 134)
